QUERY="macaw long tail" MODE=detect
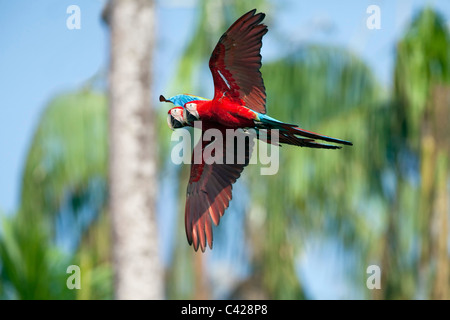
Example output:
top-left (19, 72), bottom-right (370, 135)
top-left (256, 114), bottom-right (353, 146)
top-left (289, 126), bottom-right (353, 146)
top-left (257, 129), bottom-right (343, 149)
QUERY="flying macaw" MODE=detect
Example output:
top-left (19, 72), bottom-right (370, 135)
top-left (162, 9), bottom-right (352, 252)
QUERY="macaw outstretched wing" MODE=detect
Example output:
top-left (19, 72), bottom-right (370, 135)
top-left (185, 128), bottom-right (254, 252)
top-left (209, 9), bottom-right (267, 114)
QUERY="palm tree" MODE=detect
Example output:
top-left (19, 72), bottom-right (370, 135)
top-left (1, 0), bottom-right (165, 300)
top-left (0, 91), bottom-right (110, 299)
top-left (107, 0), bottom-right (163, 299)
top-left (383, 7), bottom-right (450, 299)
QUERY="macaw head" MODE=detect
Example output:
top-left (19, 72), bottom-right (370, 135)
top-left (167, 107), bottom-right (186, 130)
top-left (184, 102), bottom-right (200, 124)
top-left (160, 94), bottom-right (206, 127)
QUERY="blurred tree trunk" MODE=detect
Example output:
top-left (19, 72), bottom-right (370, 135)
top-left (108, 0), bottom-right (163, 299)
top-left (417, 91), bottom-right (437, 292)
top-left (432, 152), bottom-right (448, 300)
top-left (429, 85), bottom-right (450, 300)
top-left (418, 85), bottom-right (450, 299)
top-left (389, 8), bottom-right (450, 300)
top-left (376, 193), bottom-right (398, 300)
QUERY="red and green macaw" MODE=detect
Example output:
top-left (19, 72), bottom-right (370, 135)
top-left (161, 9), bottom-right (352, 252)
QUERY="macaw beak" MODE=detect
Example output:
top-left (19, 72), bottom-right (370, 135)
top-left (184, 109), bottom-right (199, 124)
top-left (167, 114), bottom-right (183, 131)
top-left (160, 95), bottom-right (172, 103)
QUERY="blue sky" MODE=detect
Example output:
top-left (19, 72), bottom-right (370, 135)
top-left (0, 0), bottom-right (107, 214)
top-left (1, 0), bottom-right (449, 299)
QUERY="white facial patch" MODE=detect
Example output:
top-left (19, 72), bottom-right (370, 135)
top-left (185, 103), bottom-right (197, 112)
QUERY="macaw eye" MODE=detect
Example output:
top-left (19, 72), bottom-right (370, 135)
top-left (186, 103), bottom-right (197, 110)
